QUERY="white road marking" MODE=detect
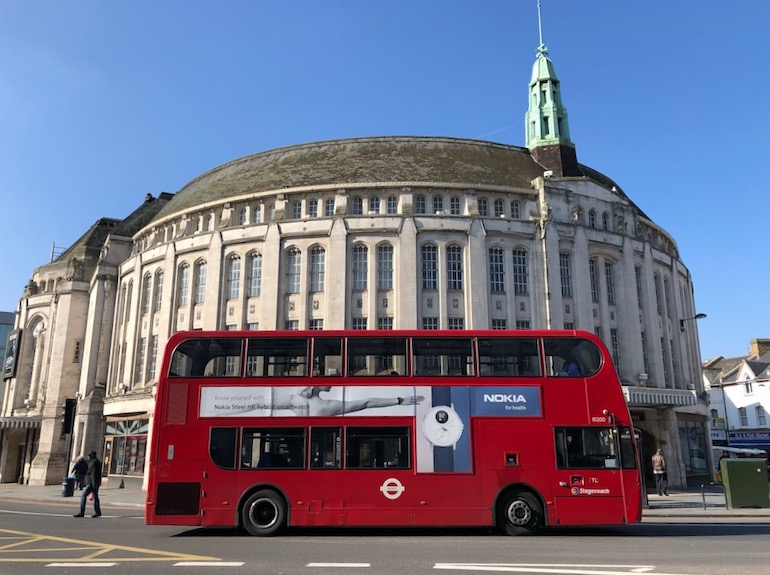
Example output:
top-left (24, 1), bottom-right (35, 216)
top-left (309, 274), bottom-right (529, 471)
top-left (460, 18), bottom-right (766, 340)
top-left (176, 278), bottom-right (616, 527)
top-left (46, 563), bottom-right (117, 568)
top-left (434, 564), bottom-right (688, 575)
top-left (308, 563), bottom-right (372, 568)
top-left (174, 562), bottom-right (245, 567)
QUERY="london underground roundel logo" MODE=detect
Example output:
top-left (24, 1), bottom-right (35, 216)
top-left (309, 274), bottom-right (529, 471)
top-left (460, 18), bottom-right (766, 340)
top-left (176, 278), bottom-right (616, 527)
top-left (571, 487), bottom-right (580, 495)
top-left (379, 478), bottom-right (405, 500)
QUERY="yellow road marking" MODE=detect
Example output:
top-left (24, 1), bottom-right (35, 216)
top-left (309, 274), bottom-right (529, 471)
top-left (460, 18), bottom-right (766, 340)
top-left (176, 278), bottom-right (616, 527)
top-left (0, 528), bottom-right (219, 563)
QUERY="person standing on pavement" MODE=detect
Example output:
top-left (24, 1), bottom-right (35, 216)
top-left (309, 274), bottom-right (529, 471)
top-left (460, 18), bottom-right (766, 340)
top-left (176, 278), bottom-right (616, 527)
top-left (651, 448), bottom-right (668, 496)
top-left (71, 455), bottom-right (88, 490)
top-left (73, 450), bottom-right (102, 517)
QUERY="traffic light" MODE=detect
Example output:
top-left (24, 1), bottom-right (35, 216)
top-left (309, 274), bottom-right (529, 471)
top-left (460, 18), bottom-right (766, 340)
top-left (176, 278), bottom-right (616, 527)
top-left (61, 398), bottom-right (76, 436)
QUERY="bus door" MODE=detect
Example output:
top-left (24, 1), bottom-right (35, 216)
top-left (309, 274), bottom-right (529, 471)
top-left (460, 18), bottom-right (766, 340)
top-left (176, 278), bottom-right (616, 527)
top-left (552, 426), bottom-right (630, 525)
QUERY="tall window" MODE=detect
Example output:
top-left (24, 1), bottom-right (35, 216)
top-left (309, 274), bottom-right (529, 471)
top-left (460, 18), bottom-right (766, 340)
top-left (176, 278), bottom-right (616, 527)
top-left (325, 198), bottom-right (335, 216)
top-left (432, 195), bottom-right (443, 214)
top-left (559, 252), bottom-right (572, 297)
top-left (415, 195), bottom-right (426, 214)
top-left (512, 248), bottom-right (528, 294)
top-left (602, 212), bottom-right (610, 231)
top-left (421, 244), bottom-right (437, 290)
top-left (588, 210), bottom-right (596, 228)
top-left (635, 266), bottom-right (643, 309)
top-left (664, 277), bottom-right (672, 318)
top-left (489, 247), bottom-right (505, 293)
top-left (739, 407), bottom-right (749, 427)
top-left (351, 197), bottom-right (363, 215)
top-left (654, 274), bottom-right (663, 315)
top-left (154, 271), bottom-right (164, 312)
top-left (494, 199), bottom-right (504, 217)
top-left (370, 196), bottom-right (380, 213)
top-left (605, 262), bottom-right (615, 305)
top-left (377, 244), bottom-right (394, 290)
top-left (286, 249), bottom-right (301, 294)
top-left (387, 196), bottom-right (398, 214)
top-left (510, 200), bottom-right (520, 219)
top-left (134, 337), bottom-right (146, 383)
top-left (610, 328), bottom-right (620, 370)
top-left (292, 201), bottom-right (302, 219)
top-left (141, 274), bottom-right (152, 315)
top-left (149, 335), bottom-right (159, 380)
top-left (447, 245), bottom-right (463, 291)
top-left (641, 331), bottom-right (649, 374)
top-left (478, 198), bottom-right (488, 216)
top-left (227, 255), bottom-right (241, 300)
top-left (194, 262), bottom-right (207, 304)
top-left (757, 406), bottom-right (767, 426)
top-left (352, 245), bottom-right (368, 291)
top-left (238, 208), bottom-right (247, 225)
top-left (247, 253), bottom-right (262, 297)
top-left (178, 264), bottom-right (190, 306)
top-left (309, 199), bottom-right (318, 218)
top-left (267, 204), bottom-right (275, 221)
top-left (310, 247), bottom-right (325, 292)
top-left (661, 336), bottom-right (671, 384)
top-left (252, 205), bottom-right (262, 224)
top-left (450, 196), bottom-right (461, 215)
top-left (589, 258), bottom-right (599, 303)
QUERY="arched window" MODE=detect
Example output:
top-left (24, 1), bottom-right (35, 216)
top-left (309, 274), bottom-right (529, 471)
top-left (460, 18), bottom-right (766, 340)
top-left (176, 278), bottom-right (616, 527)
top-left (512, 248), bottom-right (528, 294)
top-left (325, 198), bottom-right (335, 217)
top-left (238, 208), bottom-right (247, 226)
top-left (433, 195), bottom-right (444, 214)
top-left (309, 246), bottom-right (325, 292)
top-left (369, 196), bottom-right (381, 214)
top-left (421, 244), bottom-right (438, 290)
top-left (227, 255), bottom-right (241, 300)
top-left (292, 201), bottom-right (302, 219)
top-left (286, 248), bottom-right (301, 294)
top-left (494, 199), bottom-right (504, 217)
top-left (377, 243), bottom-right (394, 290)
top-left (510, 200), bottom-right (520, 219)
top-left (387, 196), bottom-right (398, 214)
top-left (489, 247), bottom-right (505, 293)
top-left (194, 261), bottom-right (207, 304)
top-left (415, 195), bottom-right (426, 214)
top-left (351, 197), bottom-right (364, 215)
top-left (588, 210), bottom-right (597, 228)
top-left (447, 245), bottom-right (464, 291)
top-left (141, 273), bottom-right (152, 315)
top-left (247, 253), bottom-right (262, 297)
top-left (478, 198), bottom-right (488, 217)
top-left (267, 205), bottom-right (275, 221)
top-left (154, 270), bottom-right (164, 312)
top-left (450, 196), bottom-right (461, 215)
top-left (602, 212), bottom-right (610, 231)
top-left (309, 199), bottom-right (319, 218)
top-left (352, 244), bottom-right (368, 290)
top-left (252, 205), bottom-right (262, 224)
top-left (654, 273), bottom-right (663, 315)
top-left (178, 264), bottom-right (190, 306)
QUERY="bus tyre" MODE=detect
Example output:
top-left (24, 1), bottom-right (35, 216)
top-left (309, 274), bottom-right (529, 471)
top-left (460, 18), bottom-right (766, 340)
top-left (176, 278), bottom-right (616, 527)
top-left (498, 491), bottom-right (542, 536)
top-left (241, 490), bottom-right (286, 536)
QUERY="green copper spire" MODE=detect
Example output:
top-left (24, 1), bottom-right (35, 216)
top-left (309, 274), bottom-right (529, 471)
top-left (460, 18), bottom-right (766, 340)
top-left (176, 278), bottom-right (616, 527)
top-left (525, 0), bottom-right (572, 150)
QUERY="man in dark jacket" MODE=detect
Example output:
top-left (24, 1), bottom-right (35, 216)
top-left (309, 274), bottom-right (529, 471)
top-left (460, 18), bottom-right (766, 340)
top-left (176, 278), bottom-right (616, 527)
top-left (73, 450), bottom-right (102, 518)
top-left (71, 455), bottom-right (88, 489)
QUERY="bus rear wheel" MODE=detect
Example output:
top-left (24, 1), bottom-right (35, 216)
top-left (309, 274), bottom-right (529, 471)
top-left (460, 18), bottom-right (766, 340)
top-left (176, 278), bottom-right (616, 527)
top-left (498, 491), bottom-right (542, 535)
top-left (241, 490), bottom-right (286, 536)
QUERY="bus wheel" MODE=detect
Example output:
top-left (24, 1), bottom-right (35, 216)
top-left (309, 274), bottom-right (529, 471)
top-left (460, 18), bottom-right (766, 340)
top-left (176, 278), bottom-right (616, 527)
top-left (498, 491), bottom-right (542, 536)
top-left (241, 490), bottom-right (286, 536)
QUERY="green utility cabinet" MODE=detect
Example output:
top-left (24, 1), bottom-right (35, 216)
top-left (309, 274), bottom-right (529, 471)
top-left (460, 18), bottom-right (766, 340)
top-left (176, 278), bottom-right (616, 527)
top-left (721, 459), bottom-right (770, 509)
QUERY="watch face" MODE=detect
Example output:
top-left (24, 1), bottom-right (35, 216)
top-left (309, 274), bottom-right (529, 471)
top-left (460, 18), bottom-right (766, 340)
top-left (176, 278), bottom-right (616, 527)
top-left (422, 405), bottom-right (464, 447)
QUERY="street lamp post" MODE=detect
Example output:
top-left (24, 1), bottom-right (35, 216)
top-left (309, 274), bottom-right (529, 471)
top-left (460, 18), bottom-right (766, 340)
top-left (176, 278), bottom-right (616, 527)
top-left (680, 312), bottom-right (707, 332)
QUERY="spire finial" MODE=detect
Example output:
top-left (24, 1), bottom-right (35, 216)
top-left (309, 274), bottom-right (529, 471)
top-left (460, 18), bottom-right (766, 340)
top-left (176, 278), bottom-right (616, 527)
top-left (536, 0), bottom-right (548, 57)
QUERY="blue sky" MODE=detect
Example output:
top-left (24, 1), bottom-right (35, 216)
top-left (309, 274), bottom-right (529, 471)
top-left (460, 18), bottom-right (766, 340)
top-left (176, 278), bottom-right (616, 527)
top-left (1, 1), bottom-right (767, 361)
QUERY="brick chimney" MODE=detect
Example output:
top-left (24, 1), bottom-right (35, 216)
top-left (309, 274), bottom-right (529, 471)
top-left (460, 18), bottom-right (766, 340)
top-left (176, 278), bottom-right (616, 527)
top-left (749, 338), bottom-right (770, 358)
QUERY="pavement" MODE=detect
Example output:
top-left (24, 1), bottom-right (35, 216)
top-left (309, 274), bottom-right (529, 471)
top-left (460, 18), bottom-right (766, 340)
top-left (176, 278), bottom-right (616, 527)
top-left (0, 480), bottom-right (769, 519)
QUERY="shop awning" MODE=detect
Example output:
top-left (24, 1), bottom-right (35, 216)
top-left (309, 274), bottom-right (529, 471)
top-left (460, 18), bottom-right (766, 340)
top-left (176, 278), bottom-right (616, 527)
top-left (0, 416), bottom-right (42, 429)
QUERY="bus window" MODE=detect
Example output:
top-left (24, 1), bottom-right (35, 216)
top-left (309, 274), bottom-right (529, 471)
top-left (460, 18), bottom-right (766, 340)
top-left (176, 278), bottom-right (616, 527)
top-left (241, 427), bottom-right (306, 469)
top-left (543, 338), bottom-right (602, 377)
top-left (170, 338), bottom-right (244, 377)
top-left (412, 338), bottom-right (474, 376)
top-left (246, 338), bottom-right (309, 377)
top-left (310, 427), bottom-right (342, 469)
top-left (477, 337), bottom-right (541, 377)
top-left (312, 338), bottom-right (343, 376)
top-left (347, 337), bottom-right (408, 376)
top-left (346, 427), bottom-right (410, 469)
top-left (210, 427), bottom-right (238, 470)
top-left (555, 427), bottom-right (635, 469)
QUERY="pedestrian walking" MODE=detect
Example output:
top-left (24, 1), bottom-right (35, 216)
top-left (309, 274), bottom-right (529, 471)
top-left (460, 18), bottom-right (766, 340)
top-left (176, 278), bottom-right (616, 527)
top-left (73, 450), bottom-right (102, 517)
top-left (651, 448), bottom-right (668, 496)
top-left (71, 455), bottom-right (87, 489)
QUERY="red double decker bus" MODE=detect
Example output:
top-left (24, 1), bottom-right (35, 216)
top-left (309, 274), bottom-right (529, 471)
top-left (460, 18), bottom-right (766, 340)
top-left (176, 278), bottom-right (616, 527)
top-left (146, 329), bottom-right (642, 536)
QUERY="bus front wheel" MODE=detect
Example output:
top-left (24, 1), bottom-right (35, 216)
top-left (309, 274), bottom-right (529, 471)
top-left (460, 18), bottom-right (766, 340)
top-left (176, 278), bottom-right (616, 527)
top-left (241, 490), bottom-right (287, 536)
top-left (498, 491), bottom-right (542, 535)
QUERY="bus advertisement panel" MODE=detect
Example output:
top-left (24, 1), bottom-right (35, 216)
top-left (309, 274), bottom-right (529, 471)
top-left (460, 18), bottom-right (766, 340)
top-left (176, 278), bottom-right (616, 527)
top-left (146, 330), bottom-right (642, 535)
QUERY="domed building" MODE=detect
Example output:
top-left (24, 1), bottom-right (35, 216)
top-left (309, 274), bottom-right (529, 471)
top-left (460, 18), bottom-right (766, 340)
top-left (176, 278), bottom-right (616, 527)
top-left (1, 38), bottom-right (709, 489)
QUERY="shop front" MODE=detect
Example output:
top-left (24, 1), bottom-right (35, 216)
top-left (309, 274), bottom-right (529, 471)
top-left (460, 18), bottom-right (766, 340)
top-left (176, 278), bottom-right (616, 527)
top-left (102, 416), bottom-right (148, 483)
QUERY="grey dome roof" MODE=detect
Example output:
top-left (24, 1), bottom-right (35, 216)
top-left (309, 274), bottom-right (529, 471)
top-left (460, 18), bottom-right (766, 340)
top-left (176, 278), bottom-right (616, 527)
top-left (151, 136), bottom-right (636, 222)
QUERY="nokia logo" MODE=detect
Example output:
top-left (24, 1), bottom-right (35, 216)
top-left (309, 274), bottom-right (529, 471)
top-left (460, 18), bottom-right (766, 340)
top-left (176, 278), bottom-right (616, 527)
top-left (483, 394), bottom-right (527, 403)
